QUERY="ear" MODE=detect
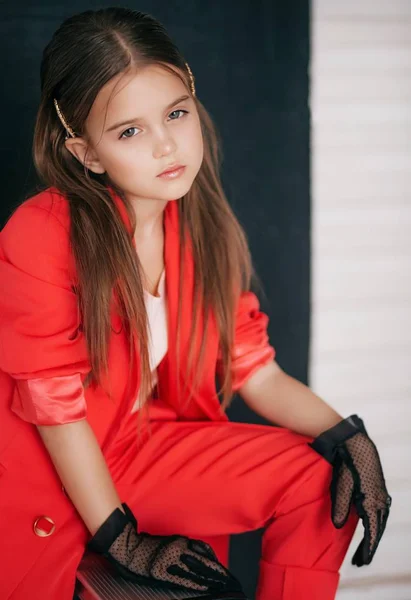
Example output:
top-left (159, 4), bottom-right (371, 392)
top-left (64, 137), bottom-right (106, 174)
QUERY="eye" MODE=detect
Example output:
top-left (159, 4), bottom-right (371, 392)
top-left (119, 127), bottom-right (140, 140)
top-left (168, 109), bottom-right (188, 120)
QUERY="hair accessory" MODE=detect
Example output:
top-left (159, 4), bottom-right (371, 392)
top-left (53, 98), bottom-right (77, 139)
top-left (185, 62), bottom-right (196, 96)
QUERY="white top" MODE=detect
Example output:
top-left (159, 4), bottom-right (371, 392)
top-left (131, 269), bottom-right (168, 413)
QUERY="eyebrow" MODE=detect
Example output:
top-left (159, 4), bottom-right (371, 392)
top-left (105, 94), bottom-right (191, 133)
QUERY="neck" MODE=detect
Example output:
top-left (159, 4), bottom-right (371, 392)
top-left (127, 195), bottom-right (168, 240)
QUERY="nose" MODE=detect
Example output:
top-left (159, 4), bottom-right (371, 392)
top-left (152, 128), bottom-right (177, 159)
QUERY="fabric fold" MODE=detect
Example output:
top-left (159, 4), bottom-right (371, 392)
top-left (217, 291), bottom-right (275, 392)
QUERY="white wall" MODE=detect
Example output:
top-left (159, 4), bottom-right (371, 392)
top-left (310, 1), bottom-right (411, 598)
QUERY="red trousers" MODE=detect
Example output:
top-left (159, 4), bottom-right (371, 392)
top-left (108, 400), bottom-right (358, 600)
top-left (10, 399), bottom-right (358, 600)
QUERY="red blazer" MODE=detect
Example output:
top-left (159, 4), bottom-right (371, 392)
top-left (0, 187), bottom-right (275, 597)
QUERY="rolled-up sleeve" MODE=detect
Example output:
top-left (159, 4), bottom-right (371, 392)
top-left (217, 291), bottom-right (276, 392)
top-left (0, 203), bottom-right (90, 425)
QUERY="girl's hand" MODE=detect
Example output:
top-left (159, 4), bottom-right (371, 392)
top-left (88, 503), bottom-right (246, 595)
top-left (309, 415), bottom-right (392, 566)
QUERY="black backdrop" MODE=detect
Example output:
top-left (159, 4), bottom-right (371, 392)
top-left (0, 1), bottom-right (310, 596)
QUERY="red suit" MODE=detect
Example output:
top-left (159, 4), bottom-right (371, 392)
top-left (0, 187), bottom-right (357, 599)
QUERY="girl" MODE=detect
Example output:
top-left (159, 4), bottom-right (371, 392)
top-left (0, 7), bottom-right (391, 600)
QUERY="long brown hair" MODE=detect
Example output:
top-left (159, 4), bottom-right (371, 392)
top-left (32, 7), bottom-right (256, 432)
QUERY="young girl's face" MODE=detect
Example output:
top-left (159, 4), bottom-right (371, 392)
top-left (70, 64), bottom-right (204, 202)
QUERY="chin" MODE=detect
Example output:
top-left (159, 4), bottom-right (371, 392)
top-left (159, 178), bottom-right (196, 201)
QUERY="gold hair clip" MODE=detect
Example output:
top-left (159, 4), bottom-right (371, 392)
top-left (53, 98), bottom-right (76, 138)
top-left (185, 62), bottom-right (196, 96)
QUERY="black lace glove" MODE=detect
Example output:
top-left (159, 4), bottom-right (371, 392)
top-left (309, 415), bottom-right (392, 567)
top-left (88, 503), bottom-right (246, 595)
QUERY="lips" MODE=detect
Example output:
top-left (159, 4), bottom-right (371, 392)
top-left (157, 164), bottom-right (185, 176)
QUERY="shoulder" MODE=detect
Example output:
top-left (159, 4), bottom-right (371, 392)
top-left (0, 187), bottom-right (74, 283)
top-left (3, 186), bottom-right (71, 233)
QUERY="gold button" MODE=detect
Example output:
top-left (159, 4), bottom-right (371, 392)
top-left (33, 516), bottom-right (56, 537)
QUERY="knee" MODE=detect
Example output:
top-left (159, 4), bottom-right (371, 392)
top-left (275, 442), bottom-right (333, 516)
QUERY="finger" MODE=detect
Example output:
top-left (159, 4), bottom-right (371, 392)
top-left (380, 507), bottom-right (390, 536)
top-left (368, 508), bottom-right (389, 563)
top-left (181, 553), bottom-right (233, 582)
top-left (370, 510), bottom-right (384, 559)
top-left (166, 563), bottom-right (218, 590)
top-left (352, 510), bottom-right (371, 567)
top-left (188, 539), bottom-right (218, 561)
top-left (351, 537), bottom-right (365, 567)
top-left (185, 544), bottom-right (232, 575)
top-left (331, 463), bottom-right (355, 528)
top-left (354, 506), bottom-right (383, 566)
top-left (181, 554), bottom-right (243, 591)
top-left (166, 562), bottom-right (227, 591)
top-left (366, 508), bottom-right (380, 563)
